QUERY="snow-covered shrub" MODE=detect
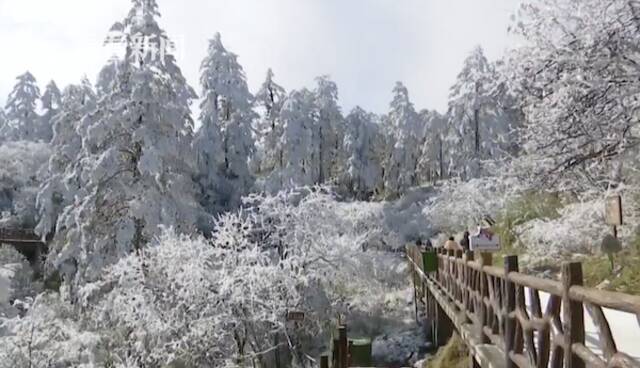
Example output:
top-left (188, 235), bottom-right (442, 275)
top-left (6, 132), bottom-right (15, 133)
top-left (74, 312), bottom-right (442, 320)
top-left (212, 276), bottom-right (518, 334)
top-left (0, 186), bottom-right (419, 367)
top-left (378, 187), bottom-right (435, 248)
top-left (0, 141), bottom-right (51, 228)
top-left (516, 198), bottom-right (610, 259)
top-left (243, 187), bottom-right (416, 334)
top-left (77, 220), bottom-right (317, 367)
top-left (0, 246), bottom-right (39, 317)
top-left (423, 177), bottom-right (519, 233)
top-left (0, 293), bottom-right (101, 368)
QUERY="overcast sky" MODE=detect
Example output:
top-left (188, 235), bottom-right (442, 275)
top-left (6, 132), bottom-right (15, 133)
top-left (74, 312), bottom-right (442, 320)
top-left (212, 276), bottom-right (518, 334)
top-left (0, 0), bottom-right (519, 114)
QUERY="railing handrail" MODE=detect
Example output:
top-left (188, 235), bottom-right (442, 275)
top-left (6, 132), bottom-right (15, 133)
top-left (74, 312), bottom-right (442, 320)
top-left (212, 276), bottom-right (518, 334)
top-left (406, 244), bottom-right (640, 368)
top-left (0, 227), bottom-right (40, 239)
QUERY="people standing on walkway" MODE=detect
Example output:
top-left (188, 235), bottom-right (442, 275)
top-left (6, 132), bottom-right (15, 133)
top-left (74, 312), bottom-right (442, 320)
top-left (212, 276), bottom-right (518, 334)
top-left (460, 231), bottom-right (470, 251)
top-left (444, 236), bottom-right (462, 251)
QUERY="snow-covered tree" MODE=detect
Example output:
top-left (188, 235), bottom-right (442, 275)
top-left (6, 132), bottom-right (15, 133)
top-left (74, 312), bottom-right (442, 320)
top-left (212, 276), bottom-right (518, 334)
top-left (195, 33), bottom-right (256, 210)
top-left (44, 0), bottom-right (202, 285)
top-left (1, 72), bottom-right (41, 142)
top-left (254, 68), bottom-right (287, 176)
top-left (383, 82), bottom-right (422, 196)
top-left (38, 81), bottom-right (62, 143)
top-left (35, 83), bottom-right (99, 238)
top-left (447, 46), bottom-right (513, 179)
top-left (0, 142), bottom-right (51, 229)
top-left (314, 76), bottom-right (344, 183)
top-left (0, 109), bottom-right (6, 139)
top-left (417, 110), bottom-right (448, 183)
top-left (276, 89), bottom-right (318, 189)
top-left (96, 62), bottom-right (119, 98)
top-left (193, 90), bottom-right (225, 216)
top-left (341, 107), bottom-right (383, 198)
top-left (507, 0), bottom-right (640, 190)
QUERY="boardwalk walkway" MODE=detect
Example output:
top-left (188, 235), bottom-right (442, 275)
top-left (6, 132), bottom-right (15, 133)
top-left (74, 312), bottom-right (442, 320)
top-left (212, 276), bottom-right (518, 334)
top-left (407, 245), bottom-right (640, 368)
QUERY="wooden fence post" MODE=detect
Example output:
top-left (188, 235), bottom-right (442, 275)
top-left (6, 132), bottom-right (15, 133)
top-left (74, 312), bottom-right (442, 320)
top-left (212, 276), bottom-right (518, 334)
top-left (411, 247), bottom-right (420, 323)
top-left (562, 262), bottom-right (585, 368)
top-left (320, 355), bottom-right (329, 368)
top-left (478, 252), bottom-right (493, 344)
top-left (463, 251), bottom-right (475, 322)
top-left (338, 325), bottom-right (348, 368)
top-left (504, 255), bottom-right (518, 368)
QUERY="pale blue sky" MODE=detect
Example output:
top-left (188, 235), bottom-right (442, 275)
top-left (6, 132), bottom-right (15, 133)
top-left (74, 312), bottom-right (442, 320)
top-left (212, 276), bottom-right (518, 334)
top-left (0, 0), bottom-right (519, 114)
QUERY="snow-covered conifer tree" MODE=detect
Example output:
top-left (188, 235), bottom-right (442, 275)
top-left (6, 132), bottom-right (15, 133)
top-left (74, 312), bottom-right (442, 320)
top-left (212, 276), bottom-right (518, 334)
top-left (38, 81), bottom-right (62, 143)
top-left (383, 82), bottom-right (422, 196)
top-left (36, 83), bottom-right (100, 238)
top-left (342, 107), bottom-right (383, 198)
top-left (447, 46), bottom-right (512, 178)
top-left (254, 68), bottom-right (287, 176)
top-left (417, 110), bottom-right (447, 183)
top-left (1, 72), bottom-right (41, 142)
top-left (195, 33), bottom-right (256, 210)
top-left (277, 89), bottom-right (318, 188)
top-left (314, 76), bottom-right (343, 183)
top-left (96, 63), bottom-right (119, 98)
top-left (45, 0), bottom-right (202, 285)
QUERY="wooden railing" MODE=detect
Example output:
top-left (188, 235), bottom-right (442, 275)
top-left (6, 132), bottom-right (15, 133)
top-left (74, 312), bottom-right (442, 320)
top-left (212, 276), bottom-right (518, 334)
top-left (407, 245), bottom-right (640, 368)
top-left (0, 227), bottom-right (43, 244)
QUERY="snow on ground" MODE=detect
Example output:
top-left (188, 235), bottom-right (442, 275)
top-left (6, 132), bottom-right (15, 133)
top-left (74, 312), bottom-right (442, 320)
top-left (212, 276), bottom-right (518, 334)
top-left (528, 291), bottom-right (640, 361)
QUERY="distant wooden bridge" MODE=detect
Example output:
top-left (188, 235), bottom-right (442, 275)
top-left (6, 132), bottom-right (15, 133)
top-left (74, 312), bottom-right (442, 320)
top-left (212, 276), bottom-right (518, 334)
top-left (407, 245), bottom-right (640, 368)
top-left (0, 227), bottom-right (47, 273)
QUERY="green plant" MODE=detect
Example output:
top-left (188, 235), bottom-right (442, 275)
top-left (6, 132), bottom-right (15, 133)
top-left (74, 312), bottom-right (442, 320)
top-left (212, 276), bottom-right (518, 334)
top-left (492, 191), bottom-right (565, 250)
top-left (600, 234), bottom-right (622, 272)
top-left (583, 247), bottom-right (640, 295)
top-left (43, 270), bottom-right (62, 291)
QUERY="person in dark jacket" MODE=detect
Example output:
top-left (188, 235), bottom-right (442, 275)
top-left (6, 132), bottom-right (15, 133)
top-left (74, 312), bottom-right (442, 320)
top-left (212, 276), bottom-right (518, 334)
top-left (460, 231), bottom-right (470, 251)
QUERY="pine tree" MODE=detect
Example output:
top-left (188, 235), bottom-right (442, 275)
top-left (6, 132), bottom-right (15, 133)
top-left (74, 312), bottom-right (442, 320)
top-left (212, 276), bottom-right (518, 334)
top-left (254, 68), bottom-right (287, 175)
top-left (277, 89), bottom-right (317, 188)
top-left (383, 82), bottom-right (422, 196)
top-left (342, 107), bottom-right (383, 198)
top-left (447, 46), bottom-right (509, 178)
top-left (96, 62), bottom-right (119, 98)
top-left (195, 33), bottom-right (256, 209)
top-left (2, 72), bottom-right (41, 142)
top-left (417, 110), bottom-right (447, 183)
top-left (36, 83), bottom-right (100, 238)
top-left (42, 0), bottom-right (203, 285)
top-left (38, 81), bottom-right (62, 143)
top-left (314, 76), bottom-right (343, 183)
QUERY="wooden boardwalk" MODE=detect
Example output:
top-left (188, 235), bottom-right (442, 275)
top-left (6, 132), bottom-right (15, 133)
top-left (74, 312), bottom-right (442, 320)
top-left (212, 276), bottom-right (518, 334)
top-left (0, 227), bottom-right (44, 244)
top-left (0, 227), bottom-right (46, 272)
top-left (407, 245), bottom-right (640, 368)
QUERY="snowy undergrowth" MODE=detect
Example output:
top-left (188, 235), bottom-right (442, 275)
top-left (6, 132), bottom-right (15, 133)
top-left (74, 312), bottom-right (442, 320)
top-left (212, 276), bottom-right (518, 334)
top-left (0, 187), bottom-right (426, 367)
top-left (422, 177), bottom-right (520, 234)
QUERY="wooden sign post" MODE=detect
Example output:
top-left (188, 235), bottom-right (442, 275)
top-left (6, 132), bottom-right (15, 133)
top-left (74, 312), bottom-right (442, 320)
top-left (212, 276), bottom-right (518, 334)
top-left (605, 195), bottom-right (623, 238)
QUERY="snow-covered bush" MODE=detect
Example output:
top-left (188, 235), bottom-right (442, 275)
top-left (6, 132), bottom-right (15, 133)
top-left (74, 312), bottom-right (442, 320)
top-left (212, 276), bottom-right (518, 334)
top-left (516, 198), bottom-right (609, 259)
top-left (422, 177), bottom-right (519, 233)
top-left (243, 187), bottom-right (416, 319)
top-left (1, 186), bottom-right (419, 367)
top-left (0, 141), bottom-right (51, 228)
top-left (0, 293), bottom-right (101, 368)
